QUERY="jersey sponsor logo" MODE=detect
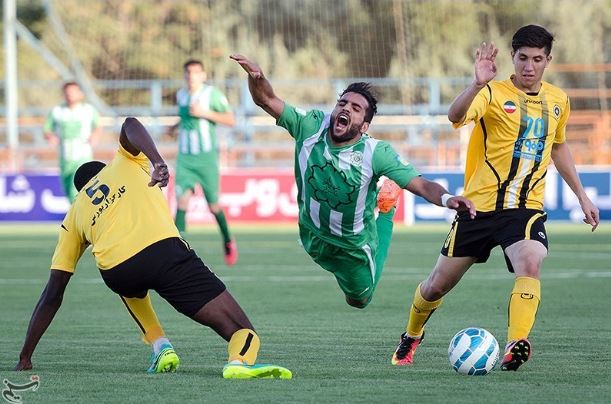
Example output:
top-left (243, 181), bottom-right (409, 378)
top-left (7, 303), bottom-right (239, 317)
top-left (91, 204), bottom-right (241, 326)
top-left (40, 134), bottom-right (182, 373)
top-left (307, 162), bottom-right (356, 209)
top-left (553, 104), bottom-right (561, 118)
top-left (512, 116), bottom-right (546, 162)
top-left (85, 181), bottom-right (127, 226)
top-left (503, 101), bottom-right (517, 114)
top-left (349, 151), bottom-right (363, 167)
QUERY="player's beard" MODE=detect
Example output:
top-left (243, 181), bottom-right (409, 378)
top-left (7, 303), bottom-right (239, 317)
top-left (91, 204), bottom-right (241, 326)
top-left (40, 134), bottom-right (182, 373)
top-left (329, 116), bottom-right (363, 144)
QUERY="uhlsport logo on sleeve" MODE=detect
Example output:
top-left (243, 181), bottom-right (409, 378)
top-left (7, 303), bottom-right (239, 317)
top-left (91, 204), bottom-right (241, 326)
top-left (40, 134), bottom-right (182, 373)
top-left (503, 101), bottom-right (517, 114)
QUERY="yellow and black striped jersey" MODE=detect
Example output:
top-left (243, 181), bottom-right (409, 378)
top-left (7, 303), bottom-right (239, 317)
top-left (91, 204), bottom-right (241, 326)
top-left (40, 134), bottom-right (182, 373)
top-left (453, 76), bottom-right (570, 212)
top-left (51, 145), bottom-right (180, 272)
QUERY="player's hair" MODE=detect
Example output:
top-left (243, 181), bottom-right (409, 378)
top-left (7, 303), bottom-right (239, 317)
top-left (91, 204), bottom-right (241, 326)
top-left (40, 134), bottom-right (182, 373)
top-left (511, 25), bottom-right (555, 55)
top-left (340, 82), bottom-right (378, 123)
top-left (74, 161), bottom-right (107, 191)
top-left (62, 81), bottom-right (81, 91)
top-left (183, 59), bottom-right (204, 71)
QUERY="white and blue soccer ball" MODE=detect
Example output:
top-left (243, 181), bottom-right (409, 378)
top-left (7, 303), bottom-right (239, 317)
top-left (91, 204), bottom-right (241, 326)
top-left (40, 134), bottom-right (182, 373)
top-left (448, 327), bottom-right (499, 375)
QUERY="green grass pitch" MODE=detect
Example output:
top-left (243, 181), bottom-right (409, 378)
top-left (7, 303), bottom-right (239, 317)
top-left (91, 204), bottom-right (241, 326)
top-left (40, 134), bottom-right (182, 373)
top-left (1, 223), bottom-right (610, 403)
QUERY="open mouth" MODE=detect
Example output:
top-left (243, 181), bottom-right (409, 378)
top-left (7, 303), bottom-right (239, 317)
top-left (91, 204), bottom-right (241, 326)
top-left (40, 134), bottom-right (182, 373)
top-left (335, 113), bottom-right (350, 130)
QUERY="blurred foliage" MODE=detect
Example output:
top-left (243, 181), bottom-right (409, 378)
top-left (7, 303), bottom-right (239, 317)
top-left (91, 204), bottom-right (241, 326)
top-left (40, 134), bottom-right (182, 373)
top-left (2, 0), bottom-right (609, 110)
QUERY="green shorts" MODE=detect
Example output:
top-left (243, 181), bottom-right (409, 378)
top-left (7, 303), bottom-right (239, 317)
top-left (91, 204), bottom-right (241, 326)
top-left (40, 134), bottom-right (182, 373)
top-left (175, 155), bottom-right (219, 204)
top-left (299, 226), bottom-right (378, 300)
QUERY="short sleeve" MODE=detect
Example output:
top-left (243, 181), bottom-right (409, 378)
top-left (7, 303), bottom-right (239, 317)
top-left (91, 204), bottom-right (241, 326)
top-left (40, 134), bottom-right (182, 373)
top-left (43, 109), bottom-right (55, 132)
top-left (554, 97), bottom-right (570, 144)
top-left (276, 103), bottom-right (326, 142)
top-left (117, 144), bottom-right (150, 173)
top-left (50, 207), bottom-right (88, 273)
top-left (209, 87), bottom-right (232, 113)
top-left (372, 141), bottom-right (420, 188)
top-left (91, 105), bottom-right (100, 128)
top-left (452, 84), bottom-right (492, 129)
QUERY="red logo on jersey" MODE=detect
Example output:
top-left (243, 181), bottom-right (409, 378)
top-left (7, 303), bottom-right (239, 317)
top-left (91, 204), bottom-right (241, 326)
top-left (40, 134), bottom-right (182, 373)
top-left (503, 101), bottom-right (517, 114)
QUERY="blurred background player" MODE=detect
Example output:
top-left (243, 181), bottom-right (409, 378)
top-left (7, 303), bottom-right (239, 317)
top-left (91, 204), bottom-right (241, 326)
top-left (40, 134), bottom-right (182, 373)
top-left (44, 81), bottom-right (102, 202)
top-left (231, 54), bottom-right (475, 309)
top-left (14, 117), bottom-right (291, 379)
top-left (391, 25), bottom-right (600, 371)
top-left (168, 59), bottom-right (238, 265)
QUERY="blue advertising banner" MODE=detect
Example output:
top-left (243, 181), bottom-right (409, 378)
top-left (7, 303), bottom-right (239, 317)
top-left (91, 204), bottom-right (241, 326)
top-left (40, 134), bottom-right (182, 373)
top-left (1, 169), bottom-right (610, 223)
top-left (0, 174), bottom-right (69, 221)
top-left (409, 169), bottom-right (611, 223)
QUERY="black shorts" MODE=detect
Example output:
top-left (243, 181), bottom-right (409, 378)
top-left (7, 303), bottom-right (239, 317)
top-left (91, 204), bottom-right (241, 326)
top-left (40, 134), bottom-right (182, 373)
top-left (441, 209), bottom-right (548, 272)
top-left (100, 237), bottom-right (226, 317)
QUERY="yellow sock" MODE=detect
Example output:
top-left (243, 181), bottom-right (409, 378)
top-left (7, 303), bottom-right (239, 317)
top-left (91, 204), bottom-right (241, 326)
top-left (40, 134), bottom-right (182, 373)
top-left (228, 329), bottom-right (260, 365)
top-left (406, 284), bottom-right (443, 337)
top-left (507, 277), bottom-right (541, 342)
top-left (121, 294), bottom-right (165, 344)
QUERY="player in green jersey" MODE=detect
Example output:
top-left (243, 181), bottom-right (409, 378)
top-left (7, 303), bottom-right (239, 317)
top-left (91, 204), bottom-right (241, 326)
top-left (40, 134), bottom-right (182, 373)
top-left (168, 59), bottom-right (238, 265)
top-left (231, 54), bottom-right (476, 308)
top-left (44, 81), bottom-right (101, 202)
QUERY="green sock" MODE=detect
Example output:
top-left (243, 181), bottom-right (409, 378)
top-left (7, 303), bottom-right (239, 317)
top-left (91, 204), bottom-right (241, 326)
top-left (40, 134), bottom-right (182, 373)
top-left (175, 209), bottom-right (186, 233)
top-left (213, 210), bottom-right (231, 243)
top-left (374, 208), bottom-right (395, 287)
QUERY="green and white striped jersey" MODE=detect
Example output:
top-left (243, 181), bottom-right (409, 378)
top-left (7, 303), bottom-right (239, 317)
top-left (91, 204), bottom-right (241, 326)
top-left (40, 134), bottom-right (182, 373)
top-left (176, 85), bottom-right (231, 157)
top-left (44, 102), bottom-right (99, 164)
top-left (277, 103), bottom-right (420, 248)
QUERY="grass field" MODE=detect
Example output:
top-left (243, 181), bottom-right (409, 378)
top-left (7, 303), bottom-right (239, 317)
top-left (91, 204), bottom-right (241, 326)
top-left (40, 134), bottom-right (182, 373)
top-left (1, 223), bottom-right (610, 403)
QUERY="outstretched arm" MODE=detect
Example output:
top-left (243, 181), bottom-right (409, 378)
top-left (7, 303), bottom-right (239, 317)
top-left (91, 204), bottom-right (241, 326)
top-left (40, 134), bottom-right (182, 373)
top-left (448, 42), bottom-right (498, 123)
top-left (405, 176), bottom-right (476, 219)
top-left (119, 117), bottom-right (170, 188)
top-left (230, 54), bottom-right (285, 119)
top-left (15, 270), bottom-right (72, 370)
top-left (552, 142), bottom-right (599, 231)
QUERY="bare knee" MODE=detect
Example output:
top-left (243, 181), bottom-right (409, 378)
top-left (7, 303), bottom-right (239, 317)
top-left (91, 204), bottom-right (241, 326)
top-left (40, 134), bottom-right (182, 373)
top-left (177, 193), bottom-right (191, 210)
top-left (208, 203), bottom-right (221, 214)
top-left (514, 258), bottom-right (541, 278)
top-left (505, 240), bottom-right (546, 278)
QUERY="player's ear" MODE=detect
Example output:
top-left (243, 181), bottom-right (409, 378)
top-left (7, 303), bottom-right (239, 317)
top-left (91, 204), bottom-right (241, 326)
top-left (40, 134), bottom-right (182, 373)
top-left (360, 121), bottom-right (370, 133)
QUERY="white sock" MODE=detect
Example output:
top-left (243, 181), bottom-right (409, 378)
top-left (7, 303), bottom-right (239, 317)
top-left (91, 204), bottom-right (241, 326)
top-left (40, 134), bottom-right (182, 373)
top-left (152, 337), bottom-right (171, 355)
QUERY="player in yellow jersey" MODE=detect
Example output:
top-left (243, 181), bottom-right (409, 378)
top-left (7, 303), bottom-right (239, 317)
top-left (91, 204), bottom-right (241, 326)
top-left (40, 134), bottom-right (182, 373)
top-left (14, 117), bottom-right (291, 380)
top-left (391, 25), bottom-right (600, 370)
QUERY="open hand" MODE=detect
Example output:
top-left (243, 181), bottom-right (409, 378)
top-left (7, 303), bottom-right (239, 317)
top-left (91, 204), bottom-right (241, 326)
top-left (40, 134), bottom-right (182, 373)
top-left (474, 42), bottom-right (498, 86)
top-left (230, 54), bottom-right (264, 79)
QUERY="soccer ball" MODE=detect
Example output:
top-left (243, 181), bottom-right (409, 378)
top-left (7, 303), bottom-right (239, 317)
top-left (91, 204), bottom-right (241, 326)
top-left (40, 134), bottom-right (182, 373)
top-left (448, 327), bottom-right (499, 375)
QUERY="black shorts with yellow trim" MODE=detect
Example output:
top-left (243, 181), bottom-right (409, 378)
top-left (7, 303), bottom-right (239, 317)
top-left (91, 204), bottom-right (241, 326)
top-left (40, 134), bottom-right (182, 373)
top-left (100, 237), bottom-right (226, 317)
top-left (441, 208), bottom-right (548, 272)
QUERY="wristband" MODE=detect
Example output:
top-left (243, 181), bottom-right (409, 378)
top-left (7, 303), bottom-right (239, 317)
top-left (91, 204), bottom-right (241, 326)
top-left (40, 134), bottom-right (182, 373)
top-left (441, 193), bottom-right (454, 207)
